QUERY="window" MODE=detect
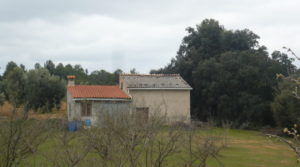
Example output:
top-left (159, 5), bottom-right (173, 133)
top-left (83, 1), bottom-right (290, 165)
top-left (81, 102), bottom-right (92, 116)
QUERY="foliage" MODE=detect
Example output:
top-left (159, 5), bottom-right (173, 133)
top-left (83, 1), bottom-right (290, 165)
top-left (2, 67), bottom-right (26, 108)
top-left (0, 93), bottom-right (4, 106)
top-left (2, 64), bottom-right (65, 113)
top-left (151, 19), bottom-right (296, 127)
top-left (0, 78), bottom-right (5, 106)
top-left (40, 60), bottom-right (122, 85)
top-left (271, 79), bottom-right (300, 128)
top-left (130, 68), bottom-right (138, 74)
top-left (1, 60), bottom-right (125, 113)
top-left (89, 69), bottom-right (120, 85)
top-left (2, 61), bottom-right (18, 79)
top-left (271, 51), bottom-right (296, 76)
top-left (268, 49), bottom-right (300, 167)
top-left (25, 69), bottom-right (66, 113)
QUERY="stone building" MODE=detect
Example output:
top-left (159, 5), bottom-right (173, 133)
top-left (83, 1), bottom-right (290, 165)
top-left (67, 74), bottom-right (192, 125)
top-left (66, 75), bottom-right (131, 125)
top-left (119, 74), bottom-right (192, 123)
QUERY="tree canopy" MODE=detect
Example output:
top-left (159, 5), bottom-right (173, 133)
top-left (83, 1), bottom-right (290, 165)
top-left (151, 19), bottom-right (297, 127)
top-left (1, 65), bottom-right (66, 113)
top-left (0, 60), bottom-right (123, 112)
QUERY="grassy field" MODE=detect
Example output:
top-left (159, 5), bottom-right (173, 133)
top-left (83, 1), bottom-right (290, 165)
top-left (0, 103), bottom-right (296, 167)
top-left (18, 128), bottom-right (296, 167)
top-left (207, 129), bottom-right (295, 167)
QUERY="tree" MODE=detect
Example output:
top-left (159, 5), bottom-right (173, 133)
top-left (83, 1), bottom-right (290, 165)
top-left (270, 50), bottom-right (300, 128)
top-left (2, 65), bottom-right (65, 113)
top-left (271, 90), bottom-right (300, 128)
top-left (25, 68), bottom-right (66, 113)
top-left (2, 67), bottom-right (26, 109)
top-left (0, 74), bottom-right (4, 106)
top-left (0, 118), bottom-right (49, 167)
top-left (2, 61), bottom-right (18, 79)
top-left (0, 81), bottom-right (4, 106)
top-left (130, 68), bottom-right (138, 74)
top-left (192, 50), bottom-right (277, 126)
top-left (271, 51), bottom-right (296, 76)
top-left (151, 19), bottom-right (293, 127)
top-left (89, 70), bottom-right (118, 85)
top-left (34, 63), bottom-right (41, 69)
top-left (266, 48), bottom-right (300, 166)
top-left (113, 69), bottom-right (123, 83)
top-left (44, 60), bottom-right (55, 75)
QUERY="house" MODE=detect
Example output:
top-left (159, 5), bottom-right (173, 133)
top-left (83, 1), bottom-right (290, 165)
top-left (119, 74), bottom-right (192, 123)
top-left (66, 75), bottom-right (131, 125)
top-left (67, 74), bottom-right (192, 125)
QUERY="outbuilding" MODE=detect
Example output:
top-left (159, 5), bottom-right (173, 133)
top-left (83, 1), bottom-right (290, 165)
top-left (66, 75), bottom-right (131, 125)
top-left (119, 74), bottom-right (192, 123)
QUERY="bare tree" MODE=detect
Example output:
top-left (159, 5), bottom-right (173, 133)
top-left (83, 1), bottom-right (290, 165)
top-left (0, 110), bottom-right (49, 167)
top-left (41, 120), bottom-right (92, 167)
top-left (180, 121), bottom-right (229, 167)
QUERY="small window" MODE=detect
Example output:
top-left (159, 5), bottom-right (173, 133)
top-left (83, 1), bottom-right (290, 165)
top-left (121, 82), bottom-right (123, 90)
top-left (81, 102), bottom-right (92, 116)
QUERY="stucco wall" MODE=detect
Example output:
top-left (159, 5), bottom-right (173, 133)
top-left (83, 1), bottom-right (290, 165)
top-left (67, 90), bottom-right (75, 121)
top-left (129, 89), bottom-right (191, 123)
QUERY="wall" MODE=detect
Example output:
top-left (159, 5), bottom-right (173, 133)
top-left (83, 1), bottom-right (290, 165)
top-left (69, 100), bottom-right (131, 126)
top-left (129, 89), bottom-right (191, 123)
top-left (67, 90), bottom-right (75, 121)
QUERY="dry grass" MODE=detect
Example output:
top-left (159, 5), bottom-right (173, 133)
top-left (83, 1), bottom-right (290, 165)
top-left (0, 102), bottom-right (66, 119)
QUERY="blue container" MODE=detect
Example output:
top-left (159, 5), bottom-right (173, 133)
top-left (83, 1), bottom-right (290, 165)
top-left (85, 119), bottom-right (91, 127)
top-left (68, 121), bottom-right (77, 132)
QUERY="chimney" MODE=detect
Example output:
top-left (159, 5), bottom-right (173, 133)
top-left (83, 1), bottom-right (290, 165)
top-left (67, 75), bottom-right (75, 86)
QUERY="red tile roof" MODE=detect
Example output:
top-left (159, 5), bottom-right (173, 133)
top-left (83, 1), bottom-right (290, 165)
top-left (67, 85), bottom-right (130, 99)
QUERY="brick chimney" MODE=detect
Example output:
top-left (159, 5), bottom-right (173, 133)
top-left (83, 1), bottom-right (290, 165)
top-left (67, 75), bottom-right (75, 86)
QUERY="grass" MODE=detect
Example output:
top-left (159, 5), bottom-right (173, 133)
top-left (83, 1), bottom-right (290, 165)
top-left (19, 128), bottom-right (296, 167)
top-left (0, 102), bottom-right (66, 119)
top-left (208, 129), bottom-right (295, 167)
top-left (1, 103), bottom-right (295, 167)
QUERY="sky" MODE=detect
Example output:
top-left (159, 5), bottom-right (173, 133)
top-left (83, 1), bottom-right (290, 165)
top-left (0, 0), bottom-right (299, 74)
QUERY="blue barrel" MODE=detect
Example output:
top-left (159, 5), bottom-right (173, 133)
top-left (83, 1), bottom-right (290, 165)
top-left (68, 121), bottom-right (77, 132)
top-left (85, 119), bottom-right (91, 127)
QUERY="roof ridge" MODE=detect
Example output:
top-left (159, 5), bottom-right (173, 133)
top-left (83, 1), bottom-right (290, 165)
top-left (71, 85), bottom-right (118, 87)
top-left (120, 73), bottom-right (180, 77)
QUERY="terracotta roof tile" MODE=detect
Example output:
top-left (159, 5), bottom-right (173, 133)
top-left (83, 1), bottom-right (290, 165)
top-left (67, 85), bottom-right (130, 99)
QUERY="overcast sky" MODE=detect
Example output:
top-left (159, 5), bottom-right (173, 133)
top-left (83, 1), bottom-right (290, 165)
top-left (0, 0), bottom-right (299, 74)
